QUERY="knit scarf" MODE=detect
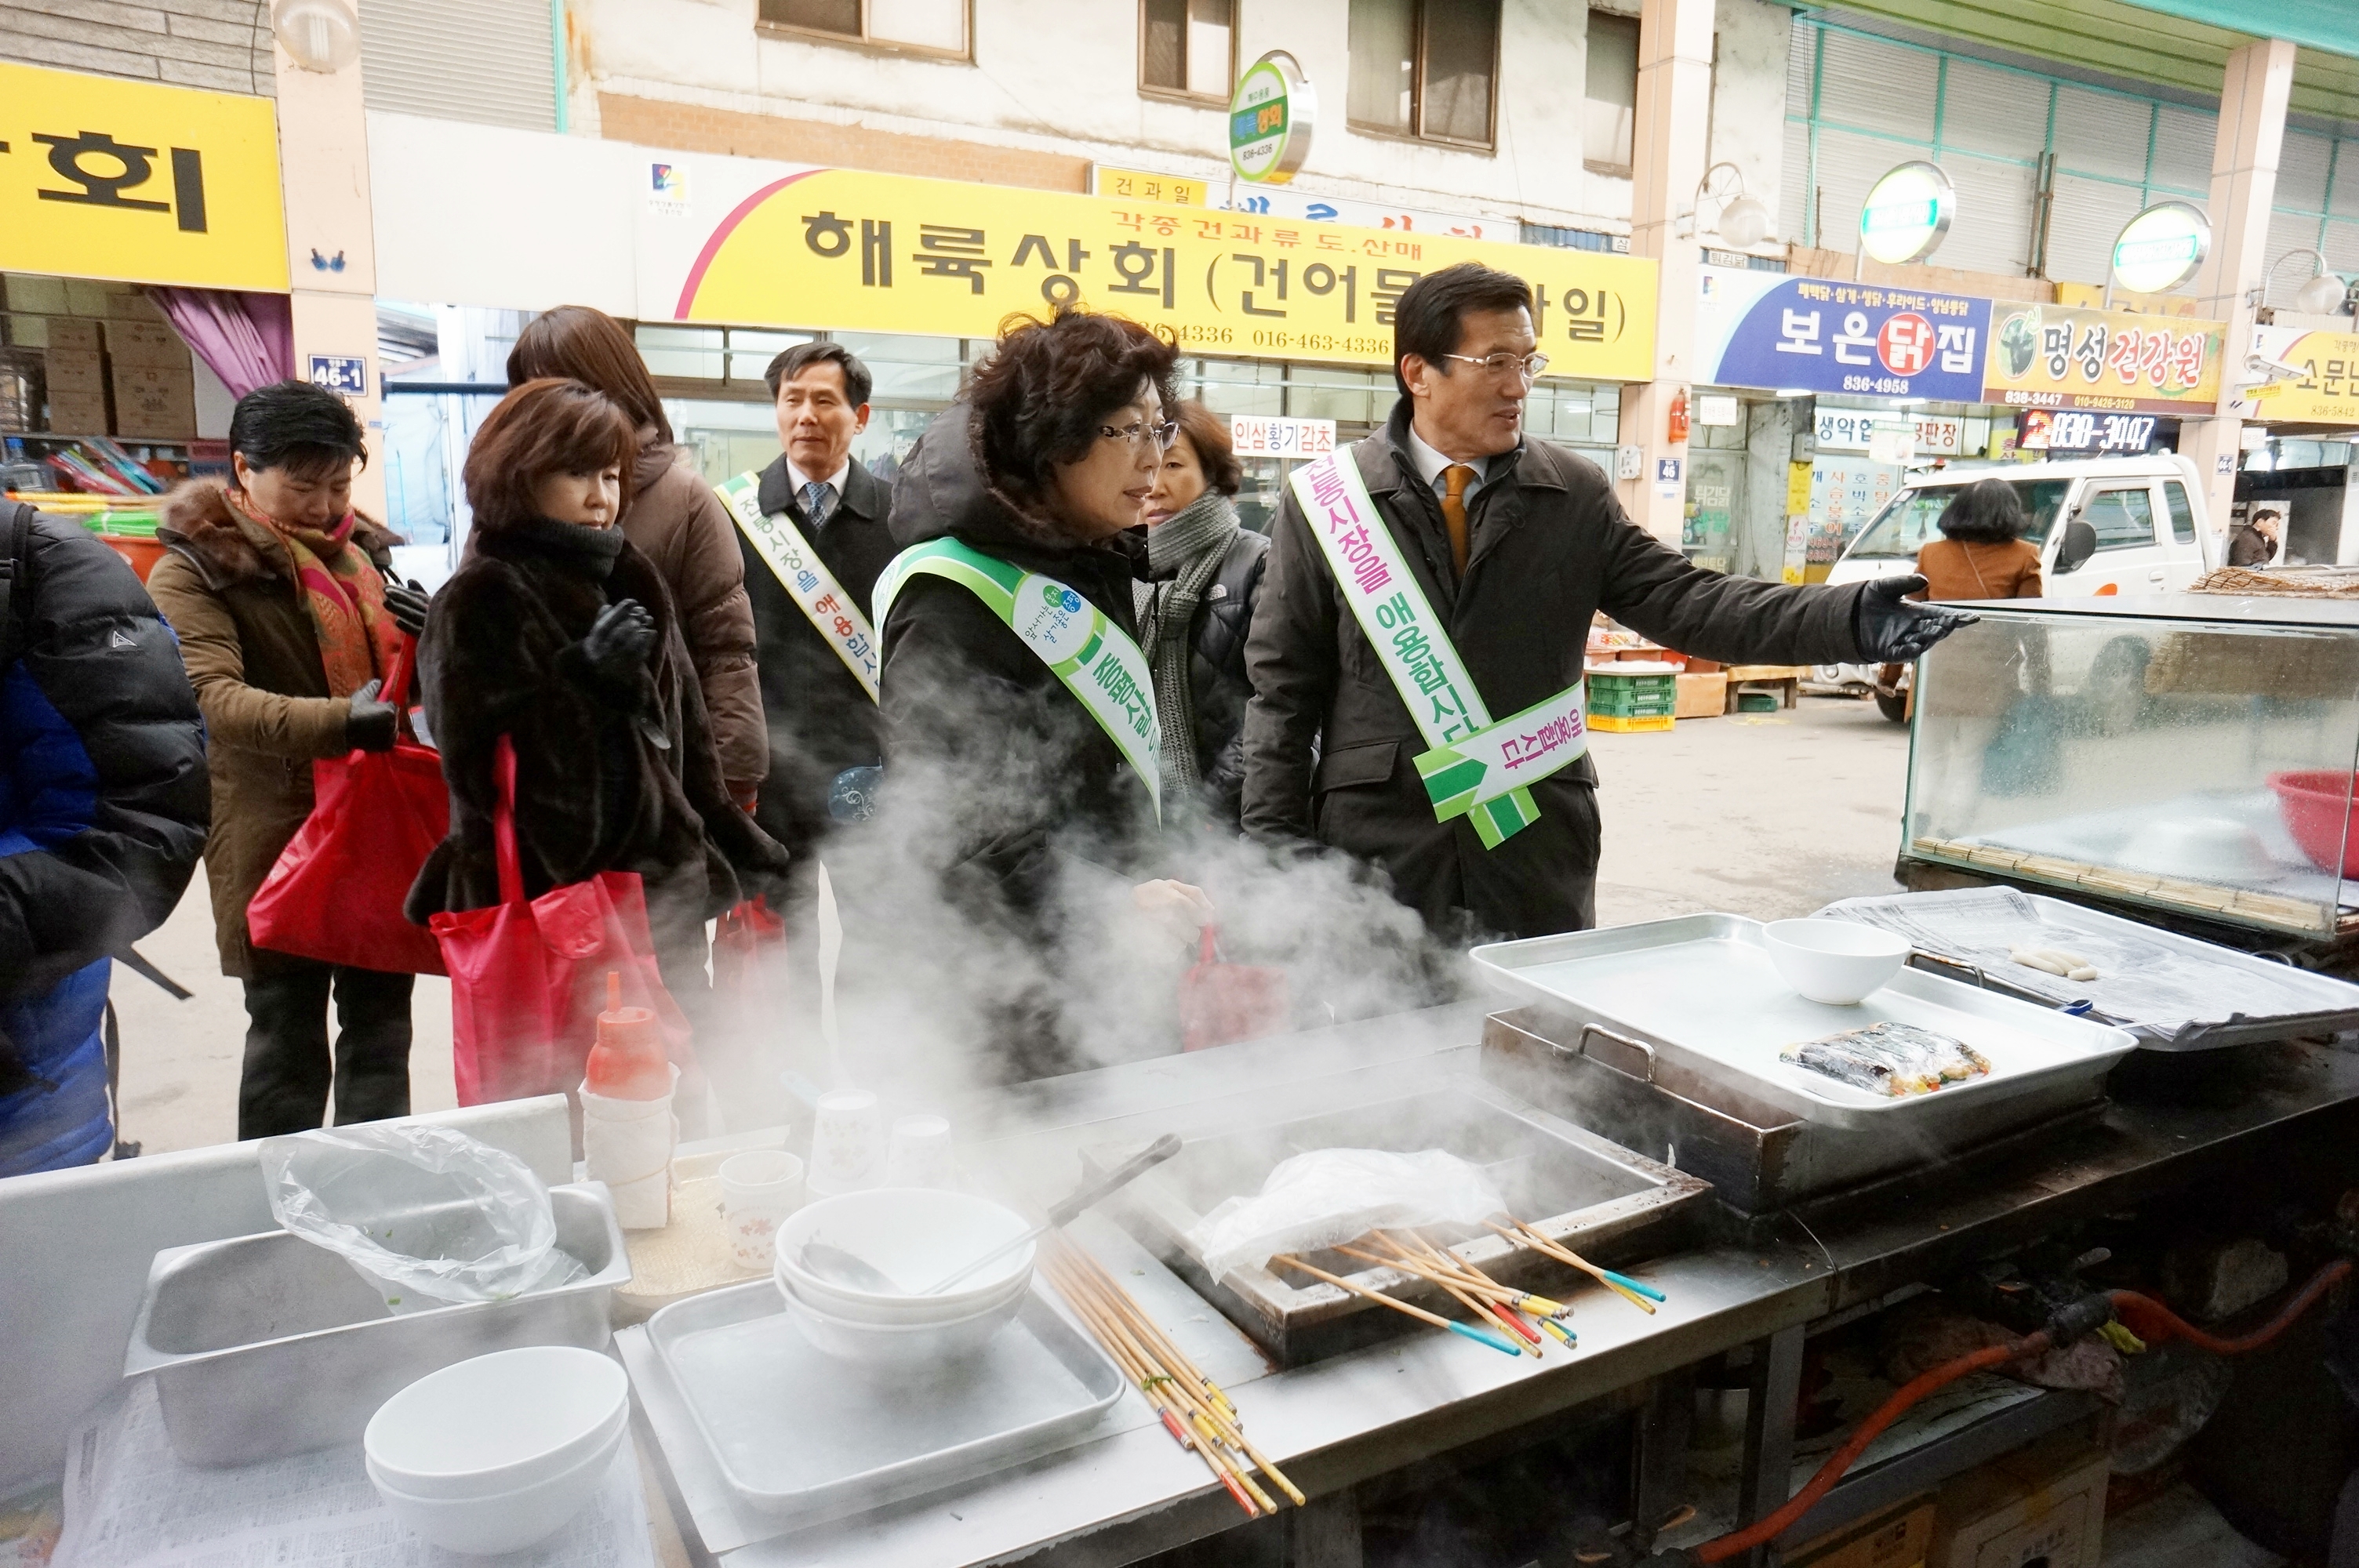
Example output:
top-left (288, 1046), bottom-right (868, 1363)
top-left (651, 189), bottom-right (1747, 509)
top-left (227, 488), bottom-right (398, 699)
top-left (495, 517), bottom-right (628, 581)
top-left (1134, 489), bottom-right (1240, 804)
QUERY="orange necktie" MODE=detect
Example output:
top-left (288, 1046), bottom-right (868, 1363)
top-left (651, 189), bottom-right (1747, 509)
top-left (1440, 463), bottom-right (1475, 578)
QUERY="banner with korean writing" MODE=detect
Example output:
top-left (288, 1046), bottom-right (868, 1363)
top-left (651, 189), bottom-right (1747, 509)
top-left (1982, 302), bottom-right (2223, 415)
top-left (2244, 326), bottom-right (2359, 423)
top-left (1695, 267), bottom-right (1990, 401)
top-left (0, 61), bottom-right (287, 292)
top-left (650, 165), bottom-right (1656, 380)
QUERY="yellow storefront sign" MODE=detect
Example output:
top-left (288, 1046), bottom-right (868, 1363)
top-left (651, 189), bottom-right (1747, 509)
top-left (1092, 165), bottom-right (1210, 206)
top-left (0, 61), bottom-right (288, 292)
top-left (1981, 300), bottom-right (2223, 415)
top-left (678, 168), bottom-right (1657, 379)
top-left (2245, 328), bottom-right (2359, 423)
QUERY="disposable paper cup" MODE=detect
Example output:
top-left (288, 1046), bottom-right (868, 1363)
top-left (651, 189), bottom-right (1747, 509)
top-left (885, 1114), bottom-right (954, 1189)
top-left (808, 1090), bottom-right (885, 1197)
top-left (720, 1150), bottom-right (804, 1271)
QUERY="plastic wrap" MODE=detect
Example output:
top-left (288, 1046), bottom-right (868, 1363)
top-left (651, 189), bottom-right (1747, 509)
top-left (1184, 1148), bottom-right (1505, 1283)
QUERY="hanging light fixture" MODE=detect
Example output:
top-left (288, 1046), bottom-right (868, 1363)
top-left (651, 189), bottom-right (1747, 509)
top-left (2266, 248), bottom-right (2353, 318)
top-left (271, 0), bottom-right (361, 72)
top-left (1692, 162), bottom-right (1774, 250)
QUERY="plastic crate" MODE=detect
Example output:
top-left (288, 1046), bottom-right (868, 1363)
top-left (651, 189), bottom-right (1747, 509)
top-left (1588, 712), bottom-right (1675, 734)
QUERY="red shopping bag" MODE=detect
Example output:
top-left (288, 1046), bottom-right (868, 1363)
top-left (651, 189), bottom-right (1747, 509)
top-left (249, 638), bottom-right (450, 975)
top-left (1177, 925), bottom-right (1290, 1052)
top-left (429, 735), bottom-right (691, 1105)
top-left (711, 896), bottom-right (787, 1019)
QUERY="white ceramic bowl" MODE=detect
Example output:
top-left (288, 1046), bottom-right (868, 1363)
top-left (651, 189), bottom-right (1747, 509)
top-left (1762, 919), bottom-right (1910, 1005)
top-left (772, 1188), bottom-right (1034, 1321)
top-left (777, 1280), bottom-right (1024, 1369)
top-left (364, 1345), bottom-right (629, 1500)
top-left (369, 1419), bottom-right (623, 1555)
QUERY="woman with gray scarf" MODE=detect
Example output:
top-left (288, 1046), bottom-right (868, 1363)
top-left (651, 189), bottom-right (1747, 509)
top-left (1135, 401), bottom-right (1268, 827)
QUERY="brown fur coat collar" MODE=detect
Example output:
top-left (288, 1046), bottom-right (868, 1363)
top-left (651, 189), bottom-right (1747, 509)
top-left (158, 477), bottom-right (402, 589)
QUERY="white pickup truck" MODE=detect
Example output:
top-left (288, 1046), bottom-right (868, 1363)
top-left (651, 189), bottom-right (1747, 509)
top-left (1815, 453), bottom-right (2217, 717)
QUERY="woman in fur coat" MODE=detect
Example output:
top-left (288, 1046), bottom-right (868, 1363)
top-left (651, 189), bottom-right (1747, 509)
top-left (405, 378), bottom-right (791, 1108)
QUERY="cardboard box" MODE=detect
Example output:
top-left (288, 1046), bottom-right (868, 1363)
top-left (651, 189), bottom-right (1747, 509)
top-left (1676, 671), bottom-right (1728, 718)
top-left (103, 319), bottom-right (187, 368)
top-left (1789, 1495), bottom-right (1936, 1568)
top-left (48, 389), bottom-right (111, 434)
top-left (43, 347), bottom-right (106, 394)
top-left (1929, 1432), bottom-right (2107, 1568)
top-left (110, 363), bottom-right (194, 438)
top-left (42, 315), bottom-right (103, 353)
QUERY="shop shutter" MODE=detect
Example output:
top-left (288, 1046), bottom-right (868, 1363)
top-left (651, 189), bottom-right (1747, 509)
top-left (2275, 129), bottom-right (2335, 215)
top-left (1816, 29), bottom-right (1935, 143)
top-left (2050, 85), bottom-right (2150, 183)
top-left (1936, 153), bottom-right (2037, 278)
top-left (1939, 58), bottom-right (2048, 163)
top-left (2045, 173), bottom-right (2146, 285)
top-left (359, 0), bottom-right (555, 132)
top-left (2148, 105), bottom-right (2217, 198)
top-left (2333, 151), bottom-right (2359, 222)
top-left (1780, 24), bottom-right (1813, 243)
top-left (2265, 209), bottom-right (2326, 296)
top-left (1812, 128), bottom-right (1899, 256)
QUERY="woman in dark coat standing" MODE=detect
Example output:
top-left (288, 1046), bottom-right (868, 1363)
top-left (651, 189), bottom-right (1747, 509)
top-left (1136, 400), bottom-right (1267, 829)
top-left (405, 379), bottom-right (790, 1103)
top-left (879, 307), bottom-right (1209, 1080)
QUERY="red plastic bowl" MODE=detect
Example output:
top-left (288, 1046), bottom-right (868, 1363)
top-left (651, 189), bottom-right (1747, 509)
top-left (2267, 771), bottom-right (2359, 877)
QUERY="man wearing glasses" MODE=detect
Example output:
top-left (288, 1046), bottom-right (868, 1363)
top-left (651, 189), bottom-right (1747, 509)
top-left (1242, 262), bottom-right (1972, 942)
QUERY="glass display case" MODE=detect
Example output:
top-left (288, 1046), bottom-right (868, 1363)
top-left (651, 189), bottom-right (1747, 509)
top-left (1904, 597), bottom-right (2359, 936)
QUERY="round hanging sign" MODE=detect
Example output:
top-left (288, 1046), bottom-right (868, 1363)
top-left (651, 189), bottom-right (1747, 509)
top-left (2111, 201), bottom-right (2212, 296)
top-left (1858, 161), bottom-right (1956, 266)
top-left (1229, 50), bottom-right (1314, 185)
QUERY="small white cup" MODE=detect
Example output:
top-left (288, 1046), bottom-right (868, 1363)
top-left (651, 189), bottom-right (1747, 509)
top-left (808, 1090), bottom-right (885, 1197)
top-left (718, 1150), bottom-right (804, 1271)
top-left (886, 1114), bottom-right (955, 1189)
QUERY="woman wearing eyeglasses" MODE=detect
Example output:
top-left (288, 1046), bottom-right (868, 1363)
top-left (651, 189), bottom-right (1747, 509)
top-left (873, 306), bottom-right (1212, 1082)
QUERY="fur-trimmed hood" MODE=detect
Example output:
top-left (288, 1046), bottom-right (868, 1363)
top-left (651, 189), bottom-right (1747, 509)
top-left (886, 401), bottom-right (1148, 579)
top-left (157, 477), bottom-right (401, 589)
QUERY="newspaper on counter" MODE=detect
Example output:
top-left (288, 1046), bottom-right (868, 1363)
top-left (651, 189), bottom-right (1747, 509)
top-left (54, 1377), bottom-right (654, 1568)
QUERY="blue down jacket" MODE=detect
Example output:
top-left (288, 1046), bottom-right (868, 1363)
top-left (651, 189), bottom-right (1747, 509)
top-left (0, 507), bottom-right (207, 1176)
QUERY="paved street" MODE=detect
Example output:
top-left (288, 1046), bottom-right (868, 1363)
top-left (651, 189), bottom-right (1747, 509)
top-left (107, 694), bottom-right (1909, 1156)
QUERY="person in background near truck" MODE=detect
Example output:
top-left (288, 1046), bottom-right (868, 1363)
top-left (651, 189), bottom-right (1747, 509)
top-left (0, 501), bottom-right (208, 1175)
top-left (1913, 479), bottom-right (2043, 602)
top-left (505, 306), bottom-right (768, 804)
top-left (2228, 506), bottom-right (2283, 568)
top-left (1136, 400), bottom-right (1267, 829)
top-left (147, 381), bottom-right (429, 1139)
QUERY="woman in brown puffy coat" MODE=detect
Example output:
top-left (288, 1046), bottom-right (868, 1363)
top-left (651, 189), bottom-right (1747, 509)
top-left (507, 306), bottom-right (768, 804)
top-left (1914, 478), bottom-right (2043, 602)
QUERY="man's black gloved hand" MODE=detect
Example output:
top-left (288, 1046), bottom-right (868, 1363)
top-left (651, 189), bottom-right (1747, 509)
top-left (580, 598), bottom-right (656, 684)
top-left (1854, 574), bottom-right (1979, 662)
top-left (346, 678), bottom-right (398, 753)
top-left (383, 577), bottom-right (431, 639)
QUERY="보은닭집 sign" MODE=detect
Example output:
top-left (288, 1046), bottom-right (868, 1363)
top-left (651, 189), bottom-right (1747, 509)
top-left (663, 167), bottom-right (1657, 379)
top-left (1983, 302), bottom-right (2223, 415)
top-left (0, 60), bottom-right (288, 291)
top-left (1695, 267), bottom-right (1989, 401)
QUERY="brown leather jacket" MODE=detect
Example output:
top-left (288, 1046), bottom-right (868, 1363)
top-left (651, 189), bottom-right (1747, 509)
top-left (1914, 538), bottom-right (2042, 601)
top-left (622, 449), bottom-right (768, 793)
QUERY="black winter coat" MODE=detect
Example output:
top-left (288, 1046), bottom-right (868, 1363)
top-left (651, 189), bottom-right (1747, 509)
top-left (1242, 399), bottom-right (1870, 942)
top-left (736, 456), bottom-right (896, 866)
top-left (405, 524), bottom-right (791, 954)
top-left (1160, 528), bottom-right (1267, 826)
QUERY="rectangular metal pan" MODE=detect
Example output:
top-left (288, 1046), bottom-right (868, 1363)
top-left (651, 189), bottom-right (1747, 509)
top-left (122, 1181), bottom-right (629, 1466)
top-left (645, 1277), bottom-right (1125, 1520)
top-left (1819, 887), bottom-right (2359, 1052)
top-left (1470, 915), bottom-right (2137, 1133)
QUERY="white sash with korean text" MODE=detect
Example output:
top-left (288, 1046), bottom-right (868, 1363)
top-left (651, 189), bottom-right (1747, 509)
top-left (716, 471), bottom-right (880, 702)
top-left (1289, 451), bottom-right (1586, 849)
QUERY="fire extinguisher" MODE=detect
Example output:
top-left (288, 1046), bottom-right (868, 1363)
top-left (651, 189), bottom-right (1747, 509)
top-left (1667, 387), bottom-right (1691, 445)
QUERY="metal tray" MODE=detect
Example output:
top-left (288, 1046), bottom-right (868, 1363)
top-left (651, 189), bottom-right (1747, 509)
top-left (122, 1181), bottom-right (628, 1466)
top-left (1818, 887), bottom-right (2359, 1052)
top-left (1087, 1076), bottom-right (1711, 1367)
top-left (1470, 915), bottom-right (2138, 1132)
top-left (645, 1278), bottom-right (1125, 1520)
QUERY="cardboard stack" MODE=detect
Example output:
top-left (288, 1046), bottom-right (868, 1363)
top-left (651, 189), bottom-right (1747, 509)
top-left (42, 316), bottom-right (109, 436)
top-left (106, 320), bottom-right (194, 440)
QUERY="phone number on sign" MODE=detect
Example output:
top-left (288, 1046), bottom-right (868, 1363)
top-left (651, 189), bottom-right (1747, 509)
top-left (1841, 375), bottom-right (1916, 395)
top-left (2001, 389), bottom-right (2140, 412)
top-left (1248, 330), bottom-right (1393, 355)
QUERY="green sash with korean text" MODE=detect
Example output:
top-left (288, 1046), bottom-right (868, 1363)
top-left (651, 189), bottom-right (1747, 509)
top-left (1289, 451), bottom-right (1587, 850)
top-left (717, 471), bottom-right (881, 702)
top-left (873, 537), bottom-right (1161, 822)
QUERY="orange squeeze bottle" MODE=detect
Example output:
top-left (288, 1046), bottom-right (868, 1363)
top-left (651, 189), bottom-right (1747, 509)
top-left (585, 971), bottom-right (670, 1100)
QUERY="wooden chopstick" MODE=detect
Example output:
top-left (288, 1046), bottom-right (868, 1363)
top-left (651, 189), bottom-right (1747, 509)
top-left (1273, 1254), bottom-right (1521, 1356)
top-left (1488, 1220), bottom-right (1661, 1315)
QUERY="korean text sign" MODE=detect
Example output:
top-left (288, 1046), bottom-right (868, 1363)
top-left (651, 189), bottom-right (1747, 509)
top-left (669, 168), bottom-right (1657, 380)
top-left (2243, 327), bottom-right (2359, 423)
top-left (1983, 302), bottom-right (2223, 414)
top-left (1696, 268), bottom-right (1990, 401)
top-left (0, 61), bottom-right (287, 291)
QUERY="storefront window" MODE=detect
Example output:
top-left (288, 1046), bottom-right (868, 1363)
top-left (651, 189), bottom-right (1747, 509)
top-left (634, 325), bottom-right (728, 382)
top-left (1845, 479), bottom-right (2072, 561)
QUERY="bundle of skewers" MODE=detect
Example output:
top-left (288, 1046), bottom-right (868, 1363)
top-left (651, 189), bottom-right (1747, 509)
top-left (1041, 1234), bottom-right (1304, 1519)
top-left (1270, 1216), bottom-right (1668, 1359)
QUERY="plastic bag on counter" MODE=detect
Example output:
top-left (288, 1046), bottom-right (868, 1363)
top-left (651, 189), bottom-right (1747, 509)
top-left (1185, 1147), bottom-right (1506, 1283)
top-left (258, 1123), bottom-right (586, 1315)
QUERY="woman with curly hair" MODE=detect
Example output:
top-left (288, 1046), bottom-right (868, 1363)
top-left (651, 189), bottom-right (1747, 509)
top-left (876, 307), bottom-right (1209, 1079)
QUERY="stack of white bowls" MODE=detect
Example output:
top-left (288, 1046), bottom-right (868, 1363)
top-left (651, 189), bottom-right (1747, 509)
top-left (772, 1188), bottom-right (1036, 1369)
top-left (364, 1345), bottom-right (629, 1555)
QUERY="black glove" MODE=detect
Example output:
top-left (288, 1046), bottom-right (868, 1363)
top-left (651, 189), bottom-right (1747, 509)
top-left (383, 577), bottom-right (430, 639)
top-left (345, 678), bottom-right (398, 753)
top-left (1854, 575), bottom-right (1978, 662)
top-left (579, 599), bottom-right (656, 685)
